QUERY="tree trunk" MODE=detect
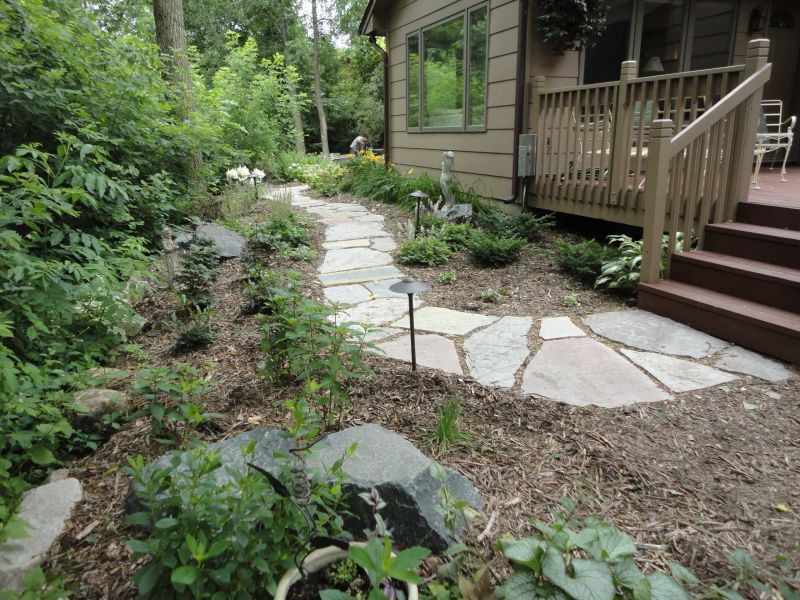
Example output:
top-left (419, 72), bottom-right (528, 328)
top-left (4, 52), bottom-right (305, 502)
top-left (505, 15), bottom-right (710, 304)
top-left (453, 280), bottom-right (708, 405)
top-left (310, 0), bottom-right (329, 155)
top-left (152, 0), bottom-right (204, 186)
top-left (279, 13), bottom-right (306, 155)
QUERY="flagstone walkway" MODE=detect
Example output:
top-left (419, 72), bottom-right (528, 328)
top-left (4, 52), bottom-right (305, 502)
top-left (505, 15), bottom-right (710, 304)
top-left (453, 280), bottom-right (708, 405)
top-left (284, 185), bottom-right (795, 408)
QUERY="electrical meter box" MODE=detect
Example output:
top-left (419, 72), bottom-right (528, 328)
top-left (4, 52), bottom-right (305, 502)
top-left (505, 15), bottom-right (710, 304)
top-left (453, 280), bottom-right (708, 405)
top-left (517, 133), bottom-right (537, 177)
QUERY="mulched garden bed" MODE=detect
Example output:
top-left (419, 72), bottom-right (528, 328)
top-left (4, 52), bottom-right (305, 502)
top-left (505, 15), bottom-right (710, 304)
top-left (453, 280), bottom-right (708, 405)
top-left (44, 189), bottom-right (800, 598)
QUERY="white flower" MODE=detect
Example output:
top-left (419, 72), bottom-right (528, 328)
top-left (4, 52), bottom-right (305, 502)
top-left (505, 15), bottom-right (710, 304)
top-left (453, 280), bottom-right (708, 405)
top-left (251, 168), bottom-right (265, 181)
top-left (225, 168), bottom-right (239, 182)
top-left (235, 165), bottom-right (250, 181)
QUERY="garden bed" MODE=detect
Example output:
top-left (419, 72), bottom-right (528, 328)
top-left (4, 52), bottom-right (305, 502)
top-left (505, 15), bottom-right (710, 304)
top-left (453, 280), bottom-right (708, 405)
top-left (43, 190), bottom-right (800, 598)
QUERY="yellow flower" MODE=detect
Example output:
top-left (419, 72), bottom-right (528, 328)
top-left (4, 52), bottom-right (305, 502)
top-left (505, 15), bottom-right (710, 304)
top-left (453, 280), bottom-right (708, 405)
top-left (406, 168), bottom-right (414, 175)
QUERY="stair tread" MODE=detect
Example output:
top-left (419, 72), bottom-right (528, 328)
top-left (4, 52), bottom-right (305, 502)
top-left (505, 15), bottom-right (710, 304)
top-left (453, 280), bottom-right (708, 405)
top-left (706, 221), bottom-right (800, 243)
top-left (742, 199), bottom-right (800, 210)
top-left (638, 280), bottom-right (800, 334)
top-left (672, 251), bottom-right (800, 285)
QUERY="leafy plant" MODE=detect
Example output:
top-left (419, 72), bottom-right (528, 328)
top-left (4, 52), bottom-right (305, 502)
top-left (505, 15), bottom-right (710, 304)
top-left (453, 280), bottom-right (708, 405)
top-left (479, 211), bottom-right (555, 242)
top-left (438, 272), bottom-right (457, 285)
top-left (428, 398), bottom-right (474, 453)
top-left (554, 238), bottom-right (619, 285)
top-left (250, 214), bottom-right (311, 254)
top-left (563, 293), bottom-right (581, 308)
top-left (175, 236), bottom-right (221, 309)
top-left (439, 223), bottom-right (480, 251)
top-left (173, 308), bottom-right (215, 354)
top-left (0, 566), bottom-right (71, 600)
top-left (480, 288), bottom-right (501, 303)
top-left (595, 233), bottom-right (690, 295)
top-left (397, 237), bottom-right (452, 267)
top-left (470, 234), bottom-right (525, 267)
top-left (280, 245), bottom-right (317, 262)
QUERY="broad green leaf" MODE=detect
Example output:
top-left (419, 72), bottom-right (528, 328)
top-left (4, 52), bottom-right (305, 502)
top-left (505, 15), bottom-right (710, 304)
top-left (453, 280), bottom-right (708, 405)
top-left (614, 557), bottom-right (645, 590)
top-left (646, 573), bottom-right (689, 600)
top-left (171, 565), bottom-right (199, 586)
top-left (135, 563), bottom-right (162, 595)
top-left (154, 517), bottom-right (178, 529)
top-left (390, 546), bottom-right (430, 573)
top-left (667, 561), bottom-right (699, 586)
top-left (320, 591), bottom-right (355, 600)
top-left (542, 549), bottom-right (614, 600)
top-left (29, 444), bottom-right (56, 465)
top-left (500, 537), bottom-right (547, 571)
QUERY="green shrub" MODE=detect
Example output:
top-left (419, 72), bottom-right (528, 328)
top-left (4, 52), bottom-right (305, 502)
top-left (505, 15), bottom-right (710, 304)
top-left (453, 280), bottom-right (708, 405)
top-left (279, 245), bottom-right (317, 263)
top-left (481, 288), bottom-right (502, 303)
top-left (438, 272), bottom-right (457, 285)
top-left (241, 268), bottom-right (301, 315)
top-left (470, 233), bottom-right (525, 266)
top-left (397, 237), bottom-right (452, 267)
top-left (173, 308), bottom-right (215, 355)
top-left (439, 223), bottom-right (480, 251)
top-left (250, 214), bottom-right (311, 253)
top-left (176, 237), bottom-right (221, 310)
top-left (554, 238), bottom-right (618, 285)
top-left (479, 210), bottom-right (555, 242)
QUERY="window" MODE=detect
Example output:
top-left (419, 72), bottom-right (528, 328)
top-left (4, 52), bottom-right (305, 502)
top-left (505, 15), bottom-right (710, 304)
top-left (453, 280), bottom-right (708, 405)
top-left (407, 3), bottom-right (489, 131)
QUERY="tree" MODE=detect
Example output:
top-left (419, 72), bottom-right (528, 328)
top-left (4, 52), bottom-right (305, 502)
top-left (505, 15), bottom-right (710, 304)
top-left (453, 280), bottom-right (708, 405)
top-left (152, 0), bottom-right (204, 184)
top-left (279, 4), bottom-right (306, 154)
top-left (310, 0), bottom-right (330, 155)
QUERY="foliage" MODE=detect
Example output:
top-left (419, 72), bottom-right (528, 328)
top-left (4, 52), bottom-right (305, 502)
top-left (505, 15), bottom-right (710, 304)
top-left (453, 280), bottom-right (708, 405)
top-left (429, 398), bottom-right (473, 454)
top-left (438, 272), bottom-right (458, 285)
top-left (563, 293), bottom-right (581, 308)
top-left (397, 237), bottom-right (453, 267)
top-left (469, 234), bottom-right (526, 267)
top-left (439, 224), bottom-right (480, 251)
top-left (594, 234), bottom-right (689, 295)
top-left (242, 268), bottom-right (302, 315)
top-left (250, 213), bottom-right (312, 254)
top-left (480, 289), bottom-right (502, 303)
top-left (478, 211), bottom-right (554, 243)
top-left (280, 245), bottom-right (317, 263)
top-left (173, 308), bottom-right (216, 354)
top-left (554, 238), bottom-right (619, 285)
top-left (496, 497), bottom-right (689, 600)
top-left (0, 567), bottom-right (71, 600)
top-left (175, 236), bottom-right (221, 310)
top-left (343, 157), bottom-right (440, 208)
top-left (536, 0), bottom-right (610, 55)
top-left (125, 438), bottom-right (347, 598)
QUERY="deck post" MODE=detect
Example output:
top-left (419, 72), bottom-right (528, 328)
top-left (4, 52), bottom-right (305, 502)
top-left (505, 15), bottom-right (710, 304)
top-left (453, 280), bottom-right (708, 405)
top-left (530, 76), bottom-right (545, 132)
top-left (609, 60), bottom-right (638, 205)
top-left (731, 39), bottom-right (770, 214)
top-left (640, 119), bottom-right (673, 284)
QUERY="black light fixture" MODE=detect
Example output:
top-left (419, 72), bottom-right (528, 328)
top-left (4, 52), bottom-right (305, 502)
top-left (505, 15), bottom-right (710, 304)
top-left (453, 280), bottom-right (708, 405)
top-left (389, 276), bottom-right (432, 371)
top-left (409, 190), bottom-right (429, 238)
top-left (248, 173), bottom-right (261, 202)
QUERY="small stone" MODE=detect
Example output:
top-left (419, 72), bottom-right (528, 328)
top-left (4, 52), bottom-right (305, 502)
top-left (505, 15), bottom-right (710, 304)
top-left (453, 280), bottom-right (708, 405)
top-left (583, 309), bottom-right (727, 358)
top-left (766, 391), bottom-right (782, 400)
top-left (539, 317), bottom-right (586, 340)
top-left (619, 349), bottom-right (737, 392)
top-left (713, 347), bottom-right (793, 383)
top-left (319, 266), bottom-right (403, 286)
top-left (521, 338), bottom-right (671, 407)
top-left (124, 314), bottom-right (147, 339)
top-left (319, 248), bottom-right (393, 274)
top-left (742, 401), bottom-right (758, 410)
top-left (0, 478), bottom-right (82, 590)
top-left (73, 388), bottom-right (128, 421)
top-left (464, 316), bottom-right (532, 388)
top-left (377, 334), bottom-right (464, 375)
top-left (323, 284), bottom-right (373, 306)
top-left (322, 239), bottom-right (372, 250)
top-left (392, 306), bottom-right (498, 336)
top-left (370, 237), bottom-right (398, 252)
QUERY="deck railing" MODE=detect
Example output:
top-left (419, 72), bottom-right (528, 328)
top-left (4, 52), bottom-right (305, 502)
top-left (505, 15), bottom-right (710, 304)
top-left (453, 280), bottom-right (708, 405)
top-left (531, 47), bottom-right (761, 226)
top-left (639, 40), bottom-right (772, 282)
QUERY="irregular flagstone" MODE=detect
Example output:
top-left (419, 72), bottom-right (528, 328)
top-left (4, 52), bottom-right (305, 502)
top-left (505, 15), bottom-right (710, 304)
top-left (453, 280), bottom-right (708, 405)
top-left (0, 478), bottom-right (83, 590)
top-left (326, 221), bottom-right (388, 242)
top-left (323, 284), bottom-right (373, 306)
top-left (539, 316), bottom-right (586, 340)
top-left (319, 265), bottom-right (403, 286)
top-left (620, 349), bottom-right (737, 392)
top-left (354, 214), bottom-right (384, 223)
top-left (370, 237), bottom-right (398, 252)
top-left (464, 316), bottom-right (532, 388)
top-left (583, 309), bottom-right (727, 358)
top-left (377, 334), bottom-right (464, 375)
top-left (319, 248), bottom-right (393, 273)
top-left (322, 238), bottom-right (372, 250)
top-left (366, 279), bottom-right (407, 299)
top-left (338, 297), bottom-right (420, 326)
top-left (713, 347), bottom-right (793, 383)
top-left (522, 338), bottom-right (671, 407)
top-left (392, 306), bottom-right (498, 336)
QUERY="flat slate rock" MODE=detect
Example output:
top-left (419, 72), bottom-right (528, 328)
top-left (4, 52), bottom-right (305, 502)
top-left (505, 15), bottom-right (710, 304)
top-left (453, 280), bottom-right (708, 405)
top-left (129, 425), bottom-right (481, 552)
top-left (464, 316), bottom-right (532, 388)
top-left (319, 248), bottom-right (393, 274)
top-left (323, 284), bottom-right (373, 306)
top-left (176, 223), bottom-right (246, 258)
top-left (325, 222), bottom-right (388, 242)
top-left (583, 309), bottom-right (727, 358)
top-left (338, 297), bottom-right (419, 326)
top-left (377, 334), bottom-right (464, 375)
top-left (0, 478), bottom-right (82, 590)
top-left (713, 347), bottom-right (793, 383)
top-left (539, 317), bottom-right (586, 340)
top-left (353, 214), bottom-right (384, 223)
top-left (370, 237), bottom-right (398, 252)
top-left (620, 349), bottom-right (738, 392)
top-left (322, 238), bottom-right (372, 250)
top-left (392, 307), bottom-right (498, 336)
top-left (319, 265), bottom-right (402, 286)
top-left (522, 338), bottom-right (671, 407)
top-left (365, 279), bottom-right (406, 299)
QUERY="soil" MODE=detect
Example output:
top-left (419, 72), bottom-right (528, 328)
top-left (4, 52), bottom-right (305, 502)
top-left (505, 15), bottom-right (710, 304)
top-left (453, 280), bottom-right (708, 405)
top-left (43, 189), bottom-right (800, 598)
top-left (287, 561), bottom-right (370, 600)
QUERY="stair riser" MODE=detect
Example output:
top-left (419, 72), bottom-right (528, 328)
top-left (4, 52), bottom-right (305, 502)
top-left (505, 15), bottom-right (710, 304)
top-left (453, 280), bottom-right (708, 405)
top-left (737, 203), bottom-right (800, 231)
top-left (704, 230), bottom-right (800, 269)
top-left (638, 290), bottom-right (800, 365)
top-left (670, 259), bottom-right (800, 312)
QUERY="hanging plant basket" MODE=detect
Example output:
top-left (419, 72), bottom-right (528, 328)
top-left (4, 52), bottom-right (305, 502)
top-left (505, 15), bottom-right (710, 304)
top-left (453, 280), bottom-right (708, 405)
top-left (536, 0), bottom-right (610, 55)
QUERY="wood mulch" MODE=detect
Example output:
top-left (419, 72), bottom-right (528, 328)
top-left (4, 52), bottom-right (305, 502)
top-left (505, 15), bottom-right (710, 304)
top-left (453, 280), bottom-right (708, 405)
top-left (44, 190), bottom-right (800, 598)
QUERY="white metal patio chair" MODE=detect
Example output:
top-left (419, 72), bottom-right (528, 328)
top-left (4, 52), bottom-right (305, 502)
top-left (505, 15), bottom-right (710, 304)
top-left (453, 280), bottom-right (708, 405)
top-left (752, 99), bottom-right (796, 189)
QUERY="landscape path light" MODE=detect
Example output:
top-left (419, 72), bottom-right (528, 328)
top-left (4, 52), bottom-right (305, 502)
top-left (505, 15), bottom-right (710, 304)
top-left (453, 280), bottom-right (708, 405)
top-left (248, 172), bottom-right (261, 202)
top-left (389, 276), bottom-right (432, 372)
top-left (409, 190), bottom-right (429, 238)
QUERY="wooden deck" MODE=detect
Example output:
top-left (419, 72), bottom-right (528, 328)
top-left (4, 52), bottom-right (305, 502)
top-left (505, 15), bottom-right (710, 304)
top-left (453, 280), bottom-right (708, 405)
top-left (748, 165), bottom-right (800, 205)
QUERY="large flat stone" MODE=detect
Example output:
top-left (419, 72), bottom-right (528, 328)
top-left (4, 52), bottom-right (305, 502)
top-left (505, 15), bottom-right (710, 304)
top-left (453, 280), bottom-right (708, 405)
top-left (620, 349), bottom-right (738, 392)
top-left (539, 317), bottom-right (586, 340)
top-left (338, 297), bottom-right (419, 326)
top-left (319, 248), bottom-right (393, 274)
top-left (365, 279), bottom-right (407, 299)
top-left (582, 309), bottom-right (727, 358)
top-left (325, 221), bottom-right (388, 242)
top-left (370, 237), bottom-right (398, 252)
top-left (322, 238), bottom-right (372, 250)
top-left (354, 214), bottom-right (384, 223)
top-left (713, 347), bottom-right (793, 383)
top-left (392, 306), bottom-right (498, 336)
top-left (129, 425), bottom-right (481, 552)
top-left (319, 266), bottom-right (403, 286)
top-left (0, 478), bottom-right (82, 590)
top-left (464, 316), bottom-right (532, 388)
top-left (323, 284), bottom-right (373, 306)
top-left (377, 334), bottom-right (464, 375)
top-left (522, 338), bottom-right (671, 407)
top-left (176, 222), bottom-right (246, 258)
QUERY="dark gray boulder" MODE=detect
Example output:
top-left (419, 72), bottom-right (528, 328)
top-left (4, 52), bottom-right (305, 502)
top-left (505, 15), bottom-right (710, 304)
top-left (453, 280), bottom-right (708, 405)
top-left (176, 222), bottom-right (246, 258)
top-left (127, 424), bottom-right (482, 552)
top-left (436, 203), bottom-right (473, 224)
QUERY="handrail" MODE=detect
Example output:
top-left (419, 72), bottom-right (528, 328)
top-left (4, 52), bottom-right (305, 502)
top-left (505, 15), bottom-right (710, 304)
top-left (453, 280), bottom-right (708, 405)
top-left (538, 81), bottom-right (620, 95)
top-left (629, 64), bottom-right (743, 84)
top-left (669, 64), bottom-right (772, 155)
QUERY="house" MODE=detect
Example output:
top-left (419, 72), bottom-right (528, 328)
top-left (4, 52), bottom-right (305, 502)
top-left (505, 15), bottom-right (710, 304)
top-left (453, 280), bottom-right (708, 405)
top-left (359, 0), bottom-right (800, 365)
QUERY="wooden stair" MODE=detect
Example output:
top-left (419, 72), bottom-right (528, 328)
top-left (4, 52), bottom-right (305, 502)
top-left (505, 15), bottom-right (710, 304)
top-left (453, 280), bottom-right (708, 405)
top-left (639, 200), bottom-right (800, 365)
